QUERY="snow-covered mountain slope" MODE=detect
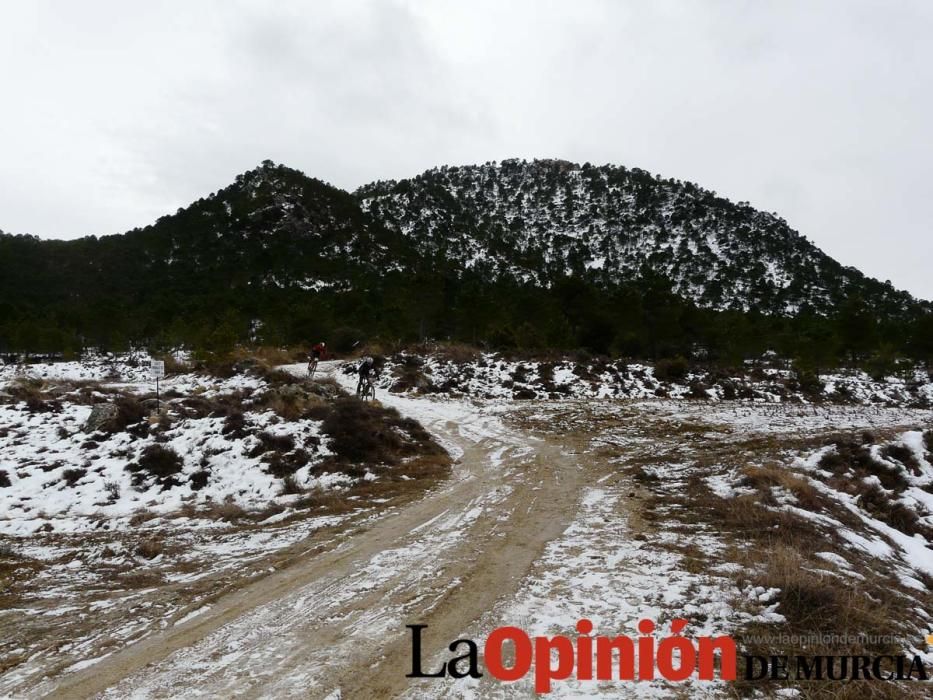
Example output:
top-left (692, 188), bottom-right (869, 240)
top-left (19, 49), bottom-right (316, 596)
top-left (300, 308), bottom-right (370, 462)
top-left (357, 159), bottom-right (918, 315)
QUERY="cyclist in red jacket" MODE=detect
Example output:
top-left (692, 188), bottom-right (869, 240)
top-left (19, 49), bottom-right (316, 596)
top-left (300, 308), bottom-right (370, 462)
top-left (308, 342), bottom-right (327, 376)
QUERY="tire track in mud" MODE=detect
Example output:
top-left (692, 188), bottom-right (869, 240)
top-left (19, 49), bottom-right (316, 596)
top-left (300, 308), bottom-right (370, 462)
top-left (42, 364), bottom-right (586, 699)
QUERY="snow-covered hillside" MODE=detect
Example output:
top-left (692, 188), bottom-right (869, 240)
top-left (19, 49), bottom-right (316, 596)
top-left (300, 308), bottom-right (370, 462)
top-left (0, 356), bottom-right (441, 537)
top-left (364, 351), bottom-right (933, 407)
top-left (358, 159), bottom-right (917, 315)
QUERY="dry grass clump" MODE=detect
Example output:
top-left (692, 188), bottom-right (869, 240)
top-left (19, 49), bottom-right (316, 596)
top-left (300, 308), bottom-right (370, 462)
top-left (135, 538), bottom-right (164, 559)
top-left (733, 546), bottom-right (907, 698)
top-left (196, 346), bottom-right (303, 378)
top-left (701, 488), bottom-right (820, 539)
top-left (204, 498), bottom-right (248, 522)
top-left (753, 546), bottom-right (895, 636)
top-left (432, 342), bottom-right (481, 365)
top-left (256, 379), bottom-right (339, 420)
top-left (738, 464), bottom-right (823, 510)
top-left (128, 508), bottom-right (159, 526)
top-left (249, 346), bottom-right (306, 366)
top-left (116, 570), bottom-right (165, 588)
top-left (5, 378), bottom-right (61, 413)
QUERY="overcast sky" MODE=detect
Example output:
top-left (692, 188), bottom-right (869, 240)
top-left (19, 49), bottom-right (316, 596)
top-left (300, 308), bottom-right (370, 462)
top-left (1, 0), bottom-right (931, 298)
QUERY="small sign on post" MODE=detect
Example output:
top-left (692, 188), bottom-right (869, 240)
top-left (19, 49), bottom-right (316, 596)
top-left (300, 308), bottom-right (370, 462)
top-left (150, 360), bottom-right (165, 412)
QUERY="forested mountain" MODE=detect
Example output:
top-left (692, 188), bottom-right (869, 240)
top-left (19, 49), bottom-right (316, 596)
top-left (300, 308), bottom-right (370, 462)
top-left (1, 159), bottom-right (931, 365)
top-left (0, 162), bottom-right (412, 351)
top-left (358, 159), bottom-right (916, 316)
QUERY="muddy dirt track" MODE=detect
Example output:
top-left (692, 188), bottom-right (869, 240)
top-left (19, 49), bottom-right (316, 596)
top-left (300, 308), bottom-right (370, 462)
top-left (42, 363), bottom-right (587, 699)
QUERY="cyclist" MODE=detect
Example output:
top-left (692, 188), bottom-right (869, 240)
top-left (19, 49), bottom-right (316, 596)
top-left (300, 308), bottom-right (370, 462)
top-left (356, 355), bottom-right (376, 396)
top-left (308, 341), bottom-right (327, 376)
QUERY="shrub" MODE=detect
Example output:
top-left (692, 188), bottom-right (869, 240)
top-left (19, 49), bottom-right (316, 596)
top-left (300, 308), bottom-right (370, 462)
top-left (819, 440), bottom-right (876, 474)
top-left (126, 444), bottom-right (184, 489)
top-left (923, 430), bottom-right (933, 454)
top-left (189, 470), bottom-right (209, 490)
top-left (822, 439), bottom-right (910, 492)
top-left (857, 484), bottom-right (926, 536)
top-left (882, 443), bottom-right (921, 475)
top-left (128, 509), bottom-right (157, 526)
top-left (320, 398), bottom-right (443, 465)
top-left (795, 370), bottom-right (824, 396)
top-left (653, 356), bottom-right (689, 383)
top-left (90, 397), bottom-right (148, 436)
top-left (248, 431), bottom-right (296, 457)
top-left (265, 449), bottom-right (310, 478)
top-left (687, 380), bottom-right (709, 399)
top-left (0, 471), bottom-right (9, 488)
top-left (321, 399), bottom-right (404, 464)
top-left (61, 468), bottom-right (87, 487)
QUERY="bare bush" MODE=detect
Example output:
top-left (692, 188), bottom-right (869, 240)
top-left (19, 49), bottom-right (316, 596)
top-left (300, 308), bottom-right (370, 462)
top-left (104, 480), bottom-right (120, 501)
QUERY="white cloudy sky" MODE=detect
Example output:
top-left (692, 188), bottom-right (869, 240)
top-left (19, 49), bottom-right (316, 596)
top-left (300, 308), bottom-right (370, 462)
top-left (1, 0), bottom-right (931, 298)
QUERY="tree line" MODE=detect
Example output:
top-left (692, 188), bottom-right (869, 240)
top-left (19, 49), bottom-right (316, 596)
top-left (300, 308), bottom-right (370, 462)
top-left (2, 270), bottom-right (931, 376)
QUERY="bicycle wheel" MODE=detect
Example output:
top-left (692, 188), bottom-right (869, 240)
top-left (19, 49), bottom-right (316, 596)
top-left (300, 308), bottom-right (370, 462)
top-left (308, 360), bottom-right (318, 378)
top-left (364, 383), bottom-right (376, 401)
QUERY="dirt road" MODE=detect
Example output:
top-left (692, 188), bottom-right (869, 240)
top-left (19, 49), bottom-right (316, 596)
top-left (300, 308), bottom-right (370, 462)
top-left (42, 363), bottom-right (586, 699)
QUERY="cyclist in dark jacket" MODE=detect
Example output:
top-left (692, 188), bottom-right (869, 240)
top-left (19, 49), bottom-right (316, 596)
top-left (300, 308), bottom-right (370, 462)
top-left (357, 356), bottom-right (375, 395)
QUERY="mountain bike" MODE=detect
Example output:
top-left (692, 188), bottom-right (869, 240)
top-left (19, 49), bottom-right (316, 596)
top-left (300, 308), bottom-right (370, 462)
top-left (357, 374), bottom-right (376, 401)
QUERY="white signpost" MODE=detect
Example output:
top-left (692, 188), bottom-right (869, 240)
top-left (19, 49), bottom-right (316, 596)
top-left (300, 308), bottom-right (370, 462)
top-left (150, 360), bottom-right (165, 411)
